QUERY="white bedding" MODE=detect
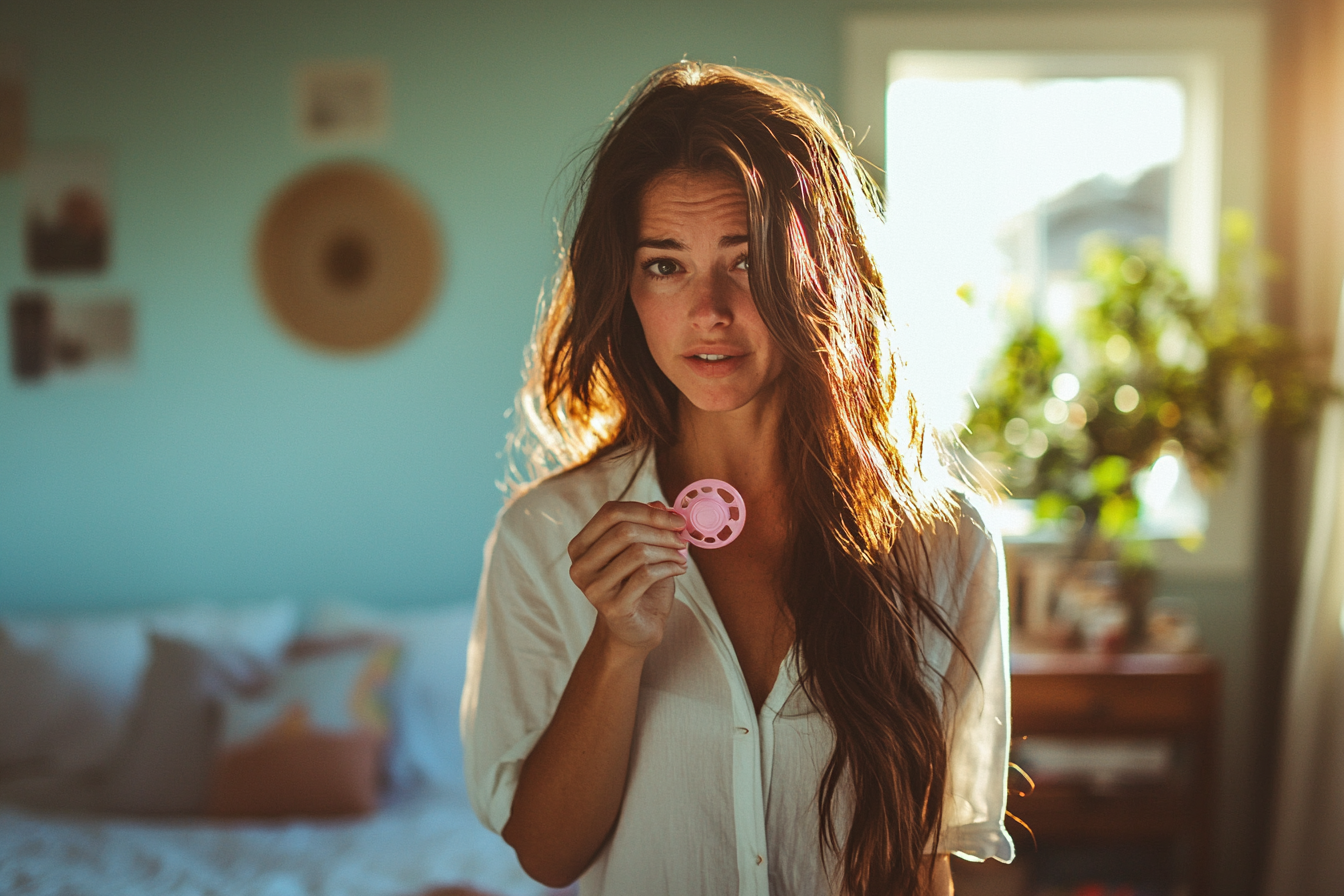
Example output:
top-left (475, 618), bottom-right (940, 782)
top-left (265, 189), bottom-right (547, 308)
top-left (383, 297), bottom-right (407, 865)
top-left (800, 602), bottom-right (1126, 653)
top-left (0, 792), bottom-right (551, 896)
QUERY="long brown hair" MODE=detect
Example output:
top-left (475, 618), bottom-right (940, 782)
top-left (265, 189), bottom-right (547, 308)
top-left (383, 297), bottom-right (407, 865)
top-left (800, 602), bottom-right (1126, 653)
top-left (515, 62), bottom-right (964, 896)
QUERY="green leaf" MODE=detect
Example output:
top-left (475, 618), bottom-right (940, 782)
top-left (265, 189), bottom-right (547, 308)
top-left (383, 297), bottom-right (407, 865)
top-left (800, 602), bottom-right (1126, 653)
top-left (1089, 455), bottom-right (1130, 496)
top-left (1034, 491), bottom-right (1069, 521)
top-left (1098, 494), bottom-right (1139, 540)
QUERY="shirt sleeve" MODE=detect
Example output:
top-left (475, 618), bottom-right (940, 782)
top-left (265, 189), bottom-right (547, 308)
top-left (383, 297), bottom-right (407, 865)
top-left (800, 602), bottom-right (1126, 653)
top-left (928, 495), bottom-right (1015, 863)
top-left (460, 507), bottom-right (583, 835)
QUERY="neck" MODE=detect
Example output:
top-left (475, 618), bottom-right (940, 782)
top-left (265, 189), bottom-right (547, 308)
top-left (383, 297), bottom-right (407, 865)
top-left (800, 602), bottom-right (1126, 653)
top-left (661, 390), bottom-right (784, 497)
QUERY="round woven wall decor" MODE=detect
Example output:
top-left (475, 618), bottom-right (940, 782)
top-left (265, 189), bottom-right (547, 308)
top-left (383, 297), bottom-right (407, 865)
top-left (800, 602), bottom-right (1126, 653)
top-left (254, 161), bottom-right (441, 353)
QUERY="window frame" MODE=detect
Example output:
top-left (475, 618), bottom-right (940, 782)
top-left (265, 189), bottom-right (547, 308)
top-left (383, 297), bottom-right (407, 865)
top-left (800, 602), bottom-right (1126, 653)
top-left (841, 8), bottom-right (1267, 577)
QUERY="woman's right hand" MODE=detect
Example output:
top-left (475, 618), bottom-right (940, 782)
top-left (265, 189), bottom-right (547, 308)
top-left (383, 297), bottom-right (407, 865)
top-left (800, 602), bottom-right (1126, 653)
top-left (567, 500), bottom-right (688, 654)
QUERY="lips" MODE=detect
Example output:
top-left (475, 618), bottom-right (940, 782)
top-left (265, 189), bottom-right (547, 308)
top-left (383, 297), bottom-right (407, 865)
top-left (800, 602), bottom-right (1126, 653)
top-left (682, 348), bottom-right (747, 378)
top-left (683, 345), bottom-right (744, 359)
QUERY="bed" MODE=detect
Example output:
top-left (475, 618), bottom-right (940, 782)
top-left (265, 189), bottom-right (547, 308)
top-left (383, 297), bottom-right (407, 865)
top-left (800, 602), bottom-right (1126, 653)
top-left (0, 790), bottom-right (550, 896)
top-left (0, 598), bottom-right (558, 896)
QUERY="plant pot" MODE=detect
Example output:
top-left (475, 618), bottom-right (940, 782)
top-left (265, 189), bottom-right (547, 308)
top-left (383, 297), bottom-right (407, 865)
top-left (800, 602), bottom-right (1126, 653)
top-left (1119, 565), bottom-right (1158, 648)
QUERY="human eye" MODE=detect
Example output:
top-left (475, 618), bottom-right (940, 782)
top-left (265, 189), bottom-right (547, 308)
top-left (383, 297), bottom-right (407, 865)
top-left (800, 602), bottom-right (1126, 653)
top-left (642, 257), bottom-right (682, 278)
top-left (732, 253), bottom-right (750, 272)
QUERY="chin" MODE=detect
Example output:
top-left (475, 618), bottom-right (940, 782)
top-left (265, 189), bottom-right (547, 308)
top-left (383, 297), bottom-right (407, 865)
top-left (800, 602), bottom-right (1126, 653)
top-left (680, 386), bottom-right (759, 414)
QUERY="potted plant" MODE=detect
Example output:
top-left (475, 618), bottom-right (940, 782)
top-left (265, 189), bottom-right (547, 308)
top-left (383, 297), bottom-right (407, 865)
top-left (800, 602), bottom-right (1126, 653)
top-left (963, 211), bottom-right (1334, 644)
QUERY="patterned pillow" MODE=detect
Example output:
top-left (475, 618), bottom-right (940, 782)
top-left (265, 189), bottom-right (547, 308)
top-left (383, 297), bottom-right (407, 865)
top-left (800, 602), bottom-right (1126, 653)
top-left (206, 637), bottom-right (398, 818)
top-left (309, 601), bottom-right (476, 795)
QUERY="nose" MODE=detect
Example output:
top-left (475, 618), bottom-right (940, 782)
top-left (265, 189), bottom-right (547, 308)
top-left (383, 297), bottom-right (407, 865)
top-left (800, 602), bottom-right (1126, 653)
top-left (688, 268), bottom-right (733, 330)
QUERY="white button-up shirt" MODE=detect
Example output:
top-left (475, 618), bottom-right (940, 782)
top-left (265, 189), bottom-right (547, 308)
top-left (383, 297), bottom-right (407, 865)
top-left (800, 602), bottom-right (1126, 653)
top-left (462, 449), bottom-right (1013, 895)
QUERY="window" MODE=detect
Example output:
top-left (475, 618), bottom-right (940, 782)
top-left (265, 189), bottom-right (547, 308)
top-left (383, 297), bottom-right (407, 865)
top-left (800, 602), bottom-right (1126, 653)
top-left (843, 9), bottom-right (1265, 575)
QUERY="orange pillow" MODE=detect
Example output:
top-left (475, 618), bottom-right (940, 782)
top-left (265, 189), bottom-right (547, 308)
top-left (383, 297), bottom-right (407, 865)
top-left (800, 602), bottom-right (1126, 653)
top-left (206, 637), bottom-right (398, 819)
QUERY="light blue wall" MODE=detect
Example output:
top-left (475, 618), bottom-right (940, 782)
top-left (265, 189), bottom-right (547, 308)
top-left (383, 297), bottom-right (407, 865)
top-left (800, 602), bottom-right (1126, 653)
top-left (0, 0), bottom-right (840, 612)
top-left (0, 0), bottom-right (1265, 611)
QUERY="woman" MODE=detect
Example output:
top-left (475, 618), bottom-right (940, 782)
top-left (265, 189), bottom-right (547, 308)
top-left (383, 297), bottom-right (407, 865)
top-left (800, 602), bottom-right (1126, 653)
top-left (463, 63), bottom-right (1012, 896)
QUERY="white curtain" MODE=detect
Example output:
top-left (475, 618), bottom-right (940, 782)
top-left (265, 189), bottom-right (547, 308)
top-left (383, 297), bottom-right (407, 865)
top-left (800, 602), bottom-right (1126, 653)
top-left (1265, 283), bottom-right (1344, 896)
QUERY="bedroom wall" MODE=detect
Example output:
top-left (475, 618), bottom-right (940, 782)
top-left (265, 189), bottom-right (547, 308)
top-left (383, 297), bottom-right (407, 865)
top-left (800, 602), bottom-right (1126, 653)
top-left (0, 0), bottom-right (854, 611)
top-left (0, 0), bottom-right (1262, 612)
top-left (0, 0), bottom-right (1260, 614)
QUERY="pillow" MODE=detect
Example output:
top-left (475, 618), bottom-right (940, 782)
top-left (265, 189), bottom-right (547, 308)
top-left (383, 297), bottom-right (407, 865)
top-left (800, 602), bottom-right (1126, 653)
top-left (99, 634), bottom-right (268, 815)
top-left (0, 598), bottom-right (301, 782)
top-left (0, 612), bottom-right (148, 777)
top-left (148, 598), bottom-right (299, 673)
top-left (309, 601), bottom-right (476, 795)
top-left (206, 637), bottom-right (399, 818)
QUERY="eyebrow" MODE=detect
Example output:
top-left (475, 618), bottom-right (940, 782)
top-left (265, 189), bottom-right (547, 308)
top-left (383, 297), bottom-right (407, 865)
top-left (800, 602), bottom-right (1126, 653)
top-left (635, 234), bottom-right (749, 250)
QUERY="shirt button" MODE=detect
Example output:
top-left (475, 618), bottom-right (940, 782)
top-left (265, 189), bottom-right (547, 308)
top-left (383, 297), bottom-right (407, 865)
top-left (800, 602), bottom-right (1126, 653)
top-left (756, 854), bottom-right (764, 865)
top-left (736, 726), bottom-right (750, 735)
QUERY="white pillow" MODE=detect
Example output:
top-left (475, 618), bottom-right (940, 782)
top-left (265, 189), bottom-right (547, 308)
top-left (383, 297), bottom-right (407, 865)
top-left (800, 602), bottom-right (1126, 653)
top-left (148, 599), bottom-right (299, 675)
top-left (309, 600), bottom-right (476, 795)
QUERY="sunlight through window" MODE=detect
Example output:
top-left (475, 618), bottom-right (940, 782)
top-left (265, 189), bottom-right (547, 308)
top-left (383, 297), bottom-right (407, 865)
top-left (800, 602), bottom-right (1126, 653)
top-left (882, 69), bottom-right (1188, 433)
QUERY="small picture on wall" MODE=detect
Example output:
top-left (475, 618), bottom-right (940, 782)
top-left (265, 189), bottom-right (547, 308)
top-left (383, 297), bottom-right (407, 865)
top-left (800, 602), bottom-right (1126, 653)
top-left (25, 148), bottom-right (112, 275)
top-left (295, 61), bottom-right (389, 143)
top-left (8, 289), bottom-right (134, 383)
top-left (0, 47), bottom-right (25, 174)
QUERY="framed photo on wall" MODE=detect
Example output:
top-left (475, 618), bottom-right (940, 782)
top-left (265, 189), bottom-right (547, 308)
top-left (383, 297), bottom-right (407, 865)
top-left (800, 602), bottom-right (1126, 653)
top-left (8, 289), bottom-right (134, 383)
top-left (24, 148), bottom-right (112, 276)
top-left (294, 61), bottom-right (389, 144)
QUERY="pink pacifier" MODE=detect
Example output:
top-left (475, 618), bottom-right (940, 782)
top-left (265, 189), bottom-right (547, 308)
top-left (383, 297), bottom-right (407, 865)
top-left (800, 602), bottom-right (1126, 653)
top-left (670, 479), bottom-right (746, 549)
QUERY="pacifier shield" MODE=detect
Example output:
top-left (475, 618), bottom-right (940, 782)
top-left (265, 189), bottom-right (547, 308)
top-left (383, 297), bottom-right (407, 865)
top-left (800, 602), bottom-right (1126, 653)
top-left (672, 479), bottom-right (746, 549)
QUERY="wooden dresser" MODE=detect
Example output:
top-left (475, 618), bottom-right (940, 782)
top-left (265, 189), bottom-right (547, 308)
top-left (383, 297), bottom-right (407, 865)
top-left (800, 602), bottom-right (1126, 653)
top-left (960, 652), bottom-right (1221, 896)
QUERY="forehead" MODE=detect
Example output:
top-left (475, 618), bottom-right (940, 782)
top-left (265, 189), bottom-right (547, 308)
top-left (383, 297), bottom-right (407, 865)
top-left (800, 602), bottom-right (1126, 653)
top-left (638, 170), bottom-right (748, 235)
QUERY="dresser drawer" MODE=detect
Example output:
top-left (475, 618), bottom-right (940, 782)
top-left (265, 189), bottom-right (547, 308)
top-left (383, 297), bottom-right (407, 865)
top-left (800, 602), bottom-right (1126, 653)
top-left (1012, 671), bottom-right (1215, 733)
